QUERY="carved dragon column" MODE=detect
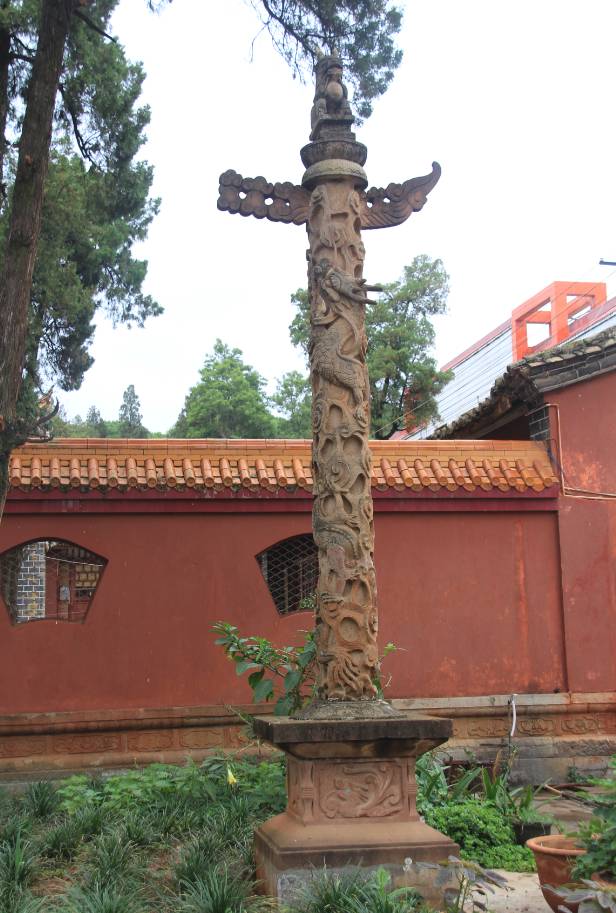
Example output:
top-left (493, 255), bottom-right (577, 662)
top-left (217, 53), bottom-right (441, 718)
top-left (300, 57), bottom-right (382, 714)
top-left (220, 54), bottom-right (457, 903)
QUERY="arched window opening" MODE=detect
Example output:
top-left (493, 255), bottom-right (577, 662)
top-left (256, 534), bottom-right (317, 616)
top-left (0, 540), bottom-right (106, 624)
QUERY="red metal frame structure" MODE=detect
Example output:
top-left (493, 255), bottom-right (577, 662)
top-left (512, 281), bottom-right (607, 361)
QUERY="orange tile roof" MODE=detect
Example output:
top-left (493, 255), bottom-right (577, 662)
top-left (7, 439), bottom-right (558, 495)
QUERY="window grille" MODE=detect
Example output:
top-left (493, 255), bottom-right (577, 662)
top-left (256, 534), bottom-right (318, 616)
top-left (0, 539), bottom-right (106, 624)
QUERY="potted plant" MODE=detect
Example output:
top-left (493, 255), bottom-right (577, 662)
top-left (526, 834), bottom-right (586, 913)
top-left (507, 783), bottom-right (553, 844)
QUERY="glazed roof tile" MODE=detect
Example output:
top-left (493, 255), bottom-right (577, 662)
top-left (8, 439), bottom-right (557, 495)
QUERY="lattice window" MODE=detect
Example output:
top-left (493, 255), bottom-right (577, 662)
top-left (256, 534), bottom-right (318, 616)
top-left (0, 539), bottom-right (106, 624)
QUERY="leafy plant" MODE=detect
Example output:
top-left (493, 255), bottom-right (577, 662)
top-left (344, 868), bottom-right (421, 913)
top-left (551, 880), bottom-right (616, 913)
top-left (213, 622), bottom-right (398, 715)
top-left (415, 752), bottom-right (482, 816)
top-left (432, 857), bottom-right (508, 913)
top-left (213, 622), bottom-right (317, 716)
top-left (293, 868), bottom-right (374, 913)
top-left (507, 783), bottom-right (553, 825)
top-left (573, 756), bottom-right (616, 880)
top-left (425, 798), bottom-right (535, 872)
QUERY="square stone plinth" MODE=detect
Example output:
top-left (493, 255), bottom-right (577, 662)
top-left (252, 711), bottom-right (459, 905)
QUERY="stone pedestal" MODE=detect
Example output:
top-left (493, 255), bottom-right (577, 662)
top-left (253, 712), bottom-right (458, 905)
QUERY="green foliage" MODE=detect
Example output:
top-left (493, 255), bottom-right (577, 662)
top-left (57, 762), bottom-right (216, 816)
top-left (118, 385), bottom-right (147, 438)
top-left (41, 816), bottom-right (84, 863)
top-left (172, 340), bottom-right (277, 439)
top-left (21, 781), bottom-right (58, 821)
top-left (213, 623), bottom-right (398, 715)
top-left (0, 3), bottom-right (161, 398)
top-left (552, 881), bottom-right (616, 913)
top-left (59, 883), bottom-right (147, 913)
top-left (288, 256), bottom-right (451, 437)
top-left (272, 370), bottom-right (312, 438)
top-left (213, 621), bottom-right (317, 716)
top-left (173, 833), bottom-right (228, 891)
top-left (0, 829), bottom-right (39, 912)
top-left (174, 865), bottom-right (272, 913)
top-left (431, 857), bottom-right (508, 913)
top-left (415, 752), bottom-right (481, 815)
top-left (573, 756), bottom-right (616, 880)
top-left (247, 0), bottom-right (403, 121)
top-left (425, 799), bottom-right (536, 873)
top-left (293, 867), bottom-right (421, 913)
top-left (83, 832), bottom-right (141, 890)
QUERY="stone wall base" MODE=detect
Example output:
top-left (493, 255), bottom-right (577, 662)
top-left (0, 692), bottom-right (613, 781)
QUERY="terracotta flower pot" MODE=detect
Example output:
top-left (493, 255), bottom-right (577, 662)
top-left (526, 834), bottom-right (585, 913)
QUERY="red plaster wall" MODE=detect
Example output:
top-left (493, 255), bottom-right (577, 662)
top-left (553, 372), bottom-right (616, 692)
top-left (0, 507), bottom-right (564, 714)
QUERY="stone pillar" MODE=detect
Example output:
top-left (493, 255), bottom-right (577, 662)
top-left (218, 51), bottom-right (455, 903)
top-left (14, 541), bottom-right (46, 621)
top-left (301, 57), bottom-right (386, 714)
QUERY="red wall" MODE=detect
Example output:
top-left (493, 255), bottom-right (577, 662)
top-left (553, 372), bottom-right (616, 692)
top-left (0, 504), bottom-right (565, 714)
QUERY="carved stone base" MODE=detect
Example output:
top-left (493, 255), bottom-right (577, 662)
top-left (252, 712), bottom-right (459, 906)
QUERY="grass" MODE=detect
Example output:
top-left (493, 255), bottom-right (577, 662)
top-left (0, 752), bottom-right (540, 910)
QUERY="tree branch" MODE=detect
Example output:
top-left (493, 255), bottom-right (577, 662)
top-left (58, 82), bottom-right (98, 167)
top-left (73, 9), bottom-right (117, 43)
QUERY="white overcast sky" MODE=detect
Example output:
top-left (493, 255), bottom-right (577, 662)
top-left (60, 0), bottom-right (616, 431)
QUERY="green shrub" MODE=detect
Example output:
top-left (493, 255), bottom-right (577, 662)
top-left (425, 798), bottom-right (535, 872)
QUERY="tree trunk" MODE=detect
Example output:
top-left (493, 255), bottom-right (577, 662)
top-left (0, 0), bottom-right (74, 519)
top-left (0, 23), bottom-right (10, 202)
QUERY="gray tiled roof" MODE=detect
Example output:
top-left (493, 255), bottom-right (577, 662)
top-left (431, 325), bottom-right (616, 439)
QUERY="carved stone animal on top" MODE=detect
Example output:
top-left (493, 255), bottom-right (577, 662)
top-left (310, 54), bottom-right (353, 134)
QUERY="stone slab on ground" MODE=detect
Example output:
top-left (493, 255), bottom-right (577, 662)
top-left (488, 871), bottom-right (546, 913)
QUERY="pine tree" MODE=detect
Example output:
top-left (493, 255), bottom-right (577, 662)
top-left (119, 385), bottom-right (147, 438)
